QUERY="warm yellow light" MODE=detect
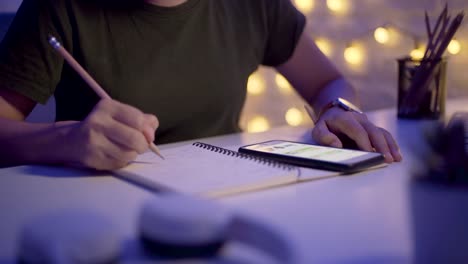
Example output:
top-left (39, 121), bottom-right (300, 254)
top-left (294, 0), bottom-right (315, 14)
top-left (275, 74), bottom-right (293, 94)
top-left (285, 108), bottom-right (304, 126)
top-left (374, 27), bottom-right (390, 44)
top-left (315, 37), bottom-right (333, 56)
top-left (247, 72), bottom-right (266, 95)
top-left (410, 47), bottom-right (425, 60)
top-left (344, 45), bottom-right (364, 65)
top-left (327, 0), bottom-right (350, 14)
top-left (246, 116), bottom-right (270, 133)
top-left (448, 39), bottom-right (461, 55)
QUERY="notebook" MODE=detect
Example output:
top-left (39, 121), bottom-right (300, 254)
top-left (114, 142), bottom-right (341, 198)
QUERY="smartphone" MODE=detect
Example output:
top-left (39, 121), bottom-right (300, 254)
top-left (238, 140), bottom-right (385, 173)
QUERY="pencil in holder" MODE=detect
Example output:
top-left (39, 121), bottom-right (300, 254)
top-left (397, 57), bottom-right (447, 119)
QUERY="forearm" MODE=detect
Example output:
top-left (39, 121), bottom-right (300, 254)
top-left (0, 118), bottom-right (72, 167)
top-left (274, 32), bottom-right (359, 116)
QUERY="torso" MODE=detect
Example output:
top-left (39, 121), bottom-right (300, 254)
top-left (55, 0), bottom-right (263, 143)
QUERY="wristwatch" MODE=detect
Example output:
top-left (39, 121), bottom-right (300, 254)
top-left (317, 97), bottom-right (363, 119)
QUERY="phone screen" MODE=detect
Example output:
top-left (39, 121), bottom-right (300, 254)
top-left (243, 141), bottom-right (369, 163)
top-left (239, 140), bottom-right (385, 172)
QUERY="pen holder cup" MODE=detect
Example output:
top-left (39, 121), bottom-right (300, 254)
top-left (397, 57), bottom-right (447, 119)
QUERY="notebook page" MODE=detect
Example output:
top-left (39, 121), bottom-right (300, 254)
top-left (114, 143), bottom-right (300, 197)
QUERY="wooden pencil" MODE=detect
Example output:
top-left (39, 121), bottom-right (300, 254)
top-left (401, 8), bottom-right (464, 113)
top-left (424, 11), bottom-right (432, 39)
top-left (48, 35), bottom-right (164, 160)
top-left (423, 5), bottom-right (447, 61)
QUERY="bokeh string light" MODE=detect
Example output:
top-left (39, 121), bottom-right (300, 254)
top-left (448, 39), bottom-right (462, 55)
top-left (275, 74), bottom-right (294, 94)
top-left (293, 0), bottom-right (315, 14)
top-left (245, 0), bottom-right (465, 132)
top-left (410, 44), bottom-right (426, 60)
top-left (285, 107), bottom-right (304, 126)
top-left (326, 0), bottom-right (350, 15)
top-left (246, 116), bottom-right (270, 133)
top-left (343, 44), bottom-right (365, 65)
top-left (374, 27), bottom-right (390, 44)
top-left (247, 72), bottom-right (266, 95)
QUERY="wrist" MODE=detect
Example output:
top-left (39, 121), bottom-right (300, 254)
top-left (317, 97), bottom-right (363, 120)
top-left (48, 121), bottom-right (80, 165)
top-left (0, 121), bottom-right (70, 166)
top-left (27, 122), bottom-right (78, 165)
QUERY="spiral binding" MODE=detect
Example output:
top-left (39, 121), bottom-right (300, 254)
top-left (192, 142), bottom-right (297, 171)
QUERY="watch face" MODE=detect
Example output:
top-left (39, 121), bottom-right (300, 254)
top-left (337, 98), bottom-right (363, 113)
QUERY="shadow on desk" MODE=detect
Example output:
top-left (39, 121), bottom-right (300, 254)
top-left (14, 166), bottom-right (166, 194)
top-left (17, 165), bottom-right (109, 179)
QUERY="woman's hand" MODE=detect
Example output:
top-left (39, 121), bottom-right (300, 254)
top-left (57, 99), bottom-right (158, 170)
top-left (311, 107), bottom-right (402, 163)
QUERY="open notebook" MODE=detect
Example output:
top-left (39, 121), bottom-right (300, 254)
top-left (114, 142), bottom-right (341, 198)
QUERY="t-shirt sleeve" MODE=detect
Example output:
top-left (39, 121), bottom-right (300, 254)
top-left (0, 0), bottom-right (69, 104)
top-left (261, 0), bottom-right (306, 67)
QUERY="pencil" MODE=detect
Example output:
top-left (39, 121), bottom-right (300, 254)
top-left (48, 35), bottom-right (164, 160)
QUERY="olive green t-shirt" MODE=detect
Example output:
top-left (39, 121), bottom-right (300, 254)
top-left (0, 0), bottom-right (305, 144)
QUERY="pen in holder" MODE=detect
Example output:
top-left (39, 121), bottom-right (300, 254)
top-left (397, 57), bottom-right (447, 119)
top-left (397, 5), bottom-right (464, 119)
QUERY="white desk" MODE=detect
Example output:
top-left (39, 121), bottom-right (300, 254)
top-left (1, 99), bottom-right (468, 263)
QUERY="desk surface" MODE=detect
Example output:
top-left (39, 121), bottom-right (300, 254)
top-left (1, 100), bottom-right (468, 263)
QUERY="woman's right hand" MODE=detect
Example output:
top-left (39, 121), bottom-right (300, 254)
top-left (57, 99), bottom-right (158, 170)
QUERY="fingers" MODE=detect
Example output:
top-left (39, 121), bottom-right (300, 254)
top-left (381, 128), bottom-right (403, 162)
top-left (83, 135), bottom-right (139, 170)
top-left (354, 118), bottom-right (402, 162)
top-left (72, 99), bottom-right (160, 170)
top-left (361, 122), bottom-right (393, 162)
top-left (313, 108), bottom-right (402, 163)
top-left (145, 114), bottom-right (159, 130)
top-left (101, 100), bottom-right (151, 131)
top-left (99, 116), bottom-right (149, 154)
top-left (143, 114), bottom-right (158, 143)
top-left (64, 121), bottom-right (139, 170)
top-left (312, 121), bottom-right (343, 148)
top-left (326, 113), bottom-right (374, 152)
top-left (95, 99), bottom-right (158, 146)
top-left (109, 101), bottom-right (158, 144)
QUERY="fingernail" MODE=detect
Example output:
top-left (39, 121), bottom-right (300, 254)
top-left (384, 152), bottom-right (394, 163)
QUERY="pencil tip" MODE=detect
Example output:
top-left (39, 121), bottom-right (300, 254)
top-left (149, 143), bottom-right (165, 160)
